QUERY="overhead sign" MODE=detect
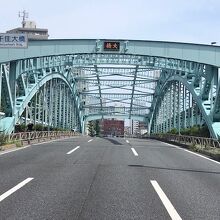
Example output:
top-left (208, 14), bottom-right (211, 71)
top-left (104, 41), bottom-right (120, 51)
top-left (0, 33), bottom-right (28, 48)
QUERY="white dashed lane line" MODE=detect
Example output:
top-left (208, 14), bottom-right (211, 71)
top-left (88, 139), bottom-right (93, 143)
top-left (131, 148), bottom-right (138, 156)
top-left (0, 178), bottom-right (34, 203)
top-left (150, 180), bottom-right (182, 220)
top-left (66, 146), bottom-right (80, 155)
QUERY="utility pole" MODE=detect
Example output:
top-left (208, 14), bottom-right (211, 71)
top-left (18, 10), bottom-right (28, 28)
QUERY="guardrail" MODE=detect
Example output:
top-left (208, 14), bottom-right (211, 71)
top-left (2, 131), bottom-right (80, 145)
top-left (149, 134), bottom-right (220, 148)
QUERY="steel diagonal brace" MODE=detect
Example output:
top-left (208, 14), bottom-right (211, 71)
top-left (0, 64), bottom-right (2, 109)
top-left (2, 64), bottom-right (13, 111)
top-left (129, 65), bottom-right (139, 119)
top-left (201, 66), bottom-right (215, 100)
top-left (213, 80), bottom-right (220, 121)
top-left (94, 65), bottom-right (103, 113)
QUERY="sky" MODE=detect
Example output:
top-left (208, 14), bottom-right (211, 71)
top-left (1, 0), bottom-right (220, 44)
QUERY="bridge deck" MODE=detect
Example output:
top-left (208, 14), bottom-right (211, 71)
top-left (0, 137), bottom-right (219, 219)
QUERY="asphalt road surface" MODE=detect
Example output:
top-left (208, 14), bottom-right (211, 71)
top-left (0, 136), bottom-right (220, 220)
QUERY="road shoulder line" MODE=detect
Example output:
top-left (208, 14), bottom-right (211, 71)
top-left (0, 137), bottom-right (76, 157)
top-left (0, 145), bottom-right (31, 156)
top-left (163, 142), bottom-right (220, 165)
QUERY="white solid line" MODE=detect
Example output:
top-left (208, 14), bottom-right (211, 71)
top-left (32, 140), bottom-right (58, 146)
top-left (163, 142), bottom-right (220, 165)
top-left (0, 145), bottom-right (31, 156)
top-left (150, 180), bottom-right (182, 220)
top-left (33, 136), bottom-right (74, 146)
top-left (88, 139), bottom-right (93, 142)
top-left (163, 142), bottom-right (180, 149)
top-left (0, 137), bottom-right (76, 157)
top-left (66, 146), bottom-right (80, 155)
top-left (0, 178), bottom-right (34, 202)
top-left (131, 148), bottom-right (138, 156)
top-left (126, 140), bottom-right (129, 143)
top-left (183, 148), bottom-right (220, 165)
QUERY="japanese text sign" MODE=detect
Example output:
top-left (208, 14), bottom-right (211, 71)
top-left (104, 41), bottom-right (120, 51)
top-left (0, 33), bottom-right (28, 48)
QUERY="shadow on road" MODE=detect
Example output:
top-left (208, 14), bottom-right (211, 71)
top-left (128, 164), bottom-right (220, 175)
top-left (101, 138), bottom-right (123, 145)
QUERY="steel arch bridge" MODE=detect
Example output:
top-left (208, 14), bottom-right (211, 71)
top-left (0, 39), bottom-right (220, 139)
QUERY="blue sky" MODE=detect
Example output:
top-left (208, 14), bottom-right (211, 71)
top-left (1, 0), bottom-right (220, 44)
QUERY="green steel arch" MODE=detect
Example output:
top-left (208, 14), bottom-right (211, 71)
top-left (0, 39), bottom-right (220, 138)
top-left (150, 74), bottom-right (220, 138)
top-left (0, 61), bottom-right (82, 133)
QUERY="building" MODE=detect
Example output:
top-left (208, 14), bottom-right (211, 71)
top-left (6, 11), bottom-right (49, 40)
top-left (124, 126), bottom-right (130, 136)
top-left (131, 119), bottom-right (140, 135)
top-left (139, 121), bottom-right (148, 135)
top-left (101, 119), bottom-right (124, 137)
top-left (130, 120), bottom-right (147, 136)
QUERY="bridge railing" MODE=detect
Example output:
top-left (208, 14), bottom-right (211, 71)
top-left (4, 131), bottom-right (80, 145)
top-left (149, 134), bottom-right (220, 148)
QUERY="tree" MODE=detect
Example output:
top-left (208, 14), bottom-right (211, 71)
top-left (94, 120), bottom-right (100, 136)
top-left (88, 121), bottom-right (95, 137)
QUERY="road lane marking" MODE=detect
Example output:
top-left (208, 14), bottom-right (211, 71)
top-left (66, 146), bottom-right (80, 155)
top-left (0, 145), bottom-right (31, 156)
top-left (0, 178), bottom-right (34, 202)
top-left (183, 149), bottom-right (220, 165)
top-left (33, 137), bottom-right (76, 146)
top-left (0, 137), bottom-right (77, 157)
top-left (131, 148), bottom-right (138, 156)
top-left (150, 180), bottom-right (182, 220)
top-left (32, 139), bottom-right (61, 145)
top-left (126, 140), bottom-right (129, 143)
top-left (163, 143), bottom-right (180, 149)
top-left (88, 139), bottom-right (93, 142)
top-left (163, 142), bottom-right (220, 165)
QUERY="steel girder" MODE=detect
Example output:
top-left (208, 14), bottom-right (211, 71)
top-left (4, 54), bottom-right (203, 76)
top-left (71, 54), bottom-right (204, 125)
top-left (75, 62), bottom-right (158, 121)
top-left (1, 39), bottom-right (220, 67)
top-left (84, 114), bottom-right (147, 123)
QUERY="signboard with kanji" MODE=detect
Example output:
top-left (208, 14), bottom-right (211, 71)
top-left (103, 41), bottom-right (120, 51)
top-left (0, 33), bottom-right (28, 48)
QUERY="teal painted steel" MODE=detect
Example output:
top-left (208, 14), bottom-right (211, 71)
top-left (0, 39), bottom-right (220, 138)
top-left (85, 114), bottom-right (147, 122)
top-left (150, 72), bottom-right (220, 139)
top-left (0, 39), bottom-right (220, 67)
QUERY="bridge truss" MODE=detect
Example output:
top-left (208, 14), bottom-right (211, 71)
top-left (0, 41), bottom-right (220, 139)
